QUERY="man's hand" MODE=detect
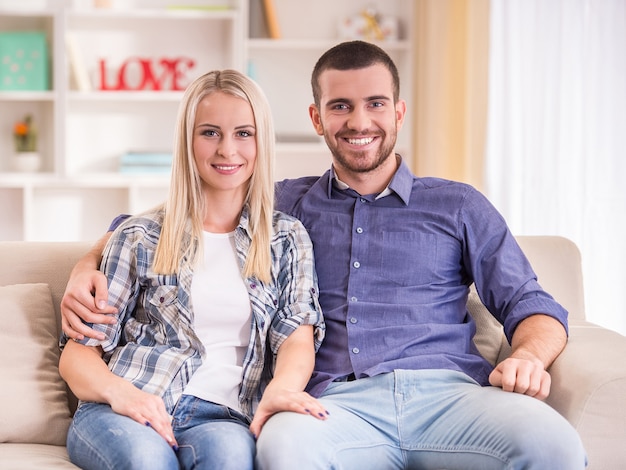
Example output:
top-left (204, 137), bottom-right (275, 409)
top-left (489, 355), bottom-right (551, 400)
top-left (61, 232), bottom-right (117, 341)
top-left (249, 383), bottom-right (328, 438)
top-left (61, 268), bottom-right (117, 341)
top-left (489, 313), bottom-right (566, 400)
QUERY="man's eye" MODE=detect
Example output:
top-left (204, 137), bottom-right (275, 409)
top-left (333, 103), bottom-right (349, 111)
top-left (371, 101), bottom-right (384, 108)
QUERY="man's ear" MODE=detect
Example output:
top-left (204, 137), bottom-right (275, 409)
top-left (308, 104), bottom-right (324, 136)
top-left (395, 99), bottom-right (407, 131)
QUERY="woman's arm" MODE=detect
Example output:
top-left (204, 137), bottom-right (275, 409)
top-left (249, 325), bottom-right (327, 437)
top-left (59, 339), bottom-right (177, 447)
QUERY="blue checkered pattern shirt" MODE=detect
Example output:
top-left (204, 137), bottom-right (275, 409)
top-left (62, 207), bottom-right (324, 418)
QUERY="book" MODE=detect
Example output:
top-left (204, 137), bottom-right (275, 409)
top-left (249, 0), bottom-right (269, 39)
top-left (0, 31), bottom-right (49, 91)
top-left (119, 151), bottom-right (172, 174)
top-left (66, 32), bottom-right (92, 92)
top-left (262, 0), bottom-right (281, 39)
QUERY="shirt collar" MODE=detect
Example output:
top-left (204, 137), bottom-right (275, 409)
top-left (326, 154), bottom-right (413, 205)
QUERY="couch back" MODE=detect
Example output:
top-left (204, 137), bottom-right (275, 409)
top-left (0, 241), bottom-right (94, 337)
top-left (0, 235), bottom-right (586, 324)
top-left (0, 236), bottom-right (585, 411)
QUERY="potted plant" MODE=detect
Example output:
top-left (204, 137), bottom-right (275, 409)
top-left (12, 114), bottom-right (41, 172)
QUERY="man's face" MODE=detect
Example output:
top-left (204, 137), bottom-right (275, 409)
top-left (309, 64), bottom-right (406, 176)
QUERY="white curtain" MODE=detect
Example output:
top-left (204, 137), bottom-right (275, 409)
top-left (485, 0), bottom-right (626, 334)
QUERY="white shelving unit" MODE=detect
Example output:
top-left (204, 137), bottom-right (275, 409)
top-left (0, 0), bottom-right (414, 241)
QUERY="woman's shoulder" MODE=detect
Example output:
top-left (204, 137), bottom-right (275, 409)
top-left (272, 209), bottom-right (304, 228)
top-left (112, 206), bottom-right (165, 245)
top-left (271, 210), bottom-right (310, 240)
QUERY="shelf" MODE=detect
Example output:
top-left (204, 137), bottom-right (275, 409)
top-left (0, 91), bottom-right (56, 101)
top-left (248, 38), bottom-right (411, 51)
top-left (68, 91), bottom-right (184, 102)
top-left (0, 0), bottom-right (414, 241)
top-left (66, 7), bottom-right (237, 20)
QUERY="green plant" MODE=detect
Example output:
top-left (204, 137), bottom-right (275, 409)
top-left (13, 114), bottom-right (38, 152)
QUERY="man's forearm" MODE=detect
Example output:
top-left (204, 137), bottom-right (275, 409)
top-left (74, 231), bottom-right (112, 274)
top-left (510, 314), bottom-right (567, 369)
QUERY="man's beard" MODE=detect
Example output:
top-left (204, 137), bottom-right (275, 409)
top-left (324, 128), bottom-right (397, 174)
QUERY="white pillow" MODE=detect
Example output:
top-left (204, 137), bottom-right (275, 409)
top-left (0, 283), bottom-right (71, 445)
top-left (467, 287), bottom-right (507, 366)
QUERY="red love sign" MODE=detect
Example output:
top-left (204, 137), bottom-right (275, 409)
top-left (98, 57), bottom-right (196, 91)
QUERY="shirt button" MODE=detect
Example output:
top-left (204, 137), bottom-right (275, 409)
top-left (352, 347), bottom-right (360, 354)
top-left (356, 227), bottom-right (363, 234)
top-left (350, 317), bottom-right (357, 324)
top-left (350, 296), bottom-right (357, 302)
top-left (353, 261), bottom-right (360, 269)
top-left (360, 198), bottom-right (367, 203)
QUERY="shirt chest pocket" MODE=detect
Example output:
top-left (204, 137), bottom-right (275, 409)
top-left (143, 285), bottom-right (179, 324)
top-left (379, 232), bottom-right (438, 287)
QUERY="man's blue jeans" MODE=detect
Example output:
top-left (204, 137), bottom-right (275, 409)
top-left (67, 395), bottom-right (255, 470)
top-left (256, 369), bottom-right (587, 469)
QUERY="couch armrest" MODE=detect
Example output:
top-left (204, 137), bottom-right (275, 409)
top-left (547, 320), bottom-right (626, 469)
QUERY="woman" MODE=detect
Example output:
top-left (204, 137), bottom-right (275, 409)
top-left (59, 69), bottom-right (326, 470)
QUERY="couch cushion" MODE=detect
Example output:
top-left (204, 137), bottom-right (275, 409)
top-left (0, 443), bottom-right (78, 469)
top-left (467, 287), bottom-right (507, 366)
top-left (0, 283), bottom-right (71, 446)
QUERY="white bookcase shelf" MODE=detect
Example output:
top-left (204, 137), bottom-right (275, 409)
top-left (0, 0), bottom-right (414, 241)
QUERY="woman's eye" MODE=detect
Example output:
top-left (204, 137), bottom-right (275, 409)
top-left (238, 130), bottom-right (254, 137)
top-left (202, 129), bottom-right (218, 137)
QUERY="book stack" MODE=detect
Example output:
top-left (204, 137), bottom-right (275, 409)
top-left (119, 151), bottom-right (173, 174)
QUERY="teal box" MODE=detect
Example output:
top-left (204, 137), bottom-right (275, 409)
top-left (0, 31), bottom-right (49, 91)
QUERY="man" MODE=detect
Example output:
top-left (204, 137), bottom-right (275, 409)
top-left (61, 41), bottom-right (586, 469)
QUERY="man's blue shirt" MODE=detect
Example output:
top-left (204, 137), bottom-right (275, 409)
top-left (275, 158), bottom-right (568, 397)
top-left (110, 157), bottom-right (568, 397)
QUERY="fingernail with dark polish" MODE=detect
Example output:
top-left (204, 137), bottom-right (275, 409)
top-left (172, 444), bottom-right (179, 452)
top-left (145, 421), bottom-right (151, 427)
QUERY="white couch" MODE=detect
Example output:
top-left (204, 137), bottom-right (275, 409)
top-left (0, 237), bottom-right (624, 469)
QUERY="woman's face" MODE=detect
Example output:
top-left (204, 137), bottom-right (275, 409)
top-left (192, 91), bottom-right (257, 199)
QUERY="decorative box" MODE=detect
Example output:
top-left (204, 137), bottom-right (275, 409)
top-left (338, 9), bottom-right (399, 42)
top-left (0, 31), bottom-right (49, 91)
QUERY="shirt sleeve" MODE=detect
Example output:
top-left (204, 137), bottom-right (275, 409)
top-left (268, 217), bottom-right (325, 355)
top-left (459, 187), bottom-right (569, 343)
top-left (81, 222), bottom-right (142, 352)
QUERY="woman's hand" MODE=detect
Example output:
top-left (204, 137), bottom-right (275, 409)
top-left (249, 383), bottom-right (328, 438)
top-left (109, 381), bottom-right (178, 449)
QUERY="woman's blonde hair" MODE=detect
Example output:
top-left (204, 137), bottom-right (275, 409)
top-left (153, 69), bottom-right (275, 282)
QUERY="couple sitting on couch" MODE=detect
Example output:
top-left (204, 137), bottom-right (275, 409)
top-left (58, 40), bottom-right (586, 470)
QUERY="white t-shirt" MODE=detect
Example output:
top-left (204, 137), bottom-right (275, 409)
top-left (183, 231), bottom-right (252, 412)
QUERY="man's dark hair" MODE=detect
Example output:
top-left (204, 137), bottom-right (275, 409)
top-left (311, 40), bottom-right (400, 106)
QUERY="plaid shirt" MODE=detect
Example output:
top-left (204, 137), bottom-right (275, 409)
top-left (64, 207), bottom-right (324, 418)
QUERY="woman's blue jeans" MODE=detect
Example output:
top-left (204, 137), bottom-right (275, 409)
top-left (67, 395), bottom-right (255, 470)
